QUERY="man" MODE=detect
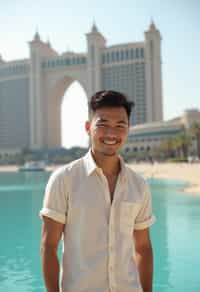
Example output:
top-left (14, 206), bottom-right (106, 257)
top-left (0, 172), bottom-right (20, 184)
top-left (40, 90), bottom-right (155, 292)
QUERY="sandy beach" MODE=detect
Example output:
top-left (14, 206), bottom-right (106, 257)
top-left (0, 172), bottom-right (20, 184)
top-left (129, 162), bottom-right (200, 195)
top-left (0, 162), bottom-right (200, 195)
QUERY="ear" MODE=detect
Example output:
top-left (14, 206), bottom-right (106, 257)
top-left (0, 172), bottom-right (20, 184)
top-left (85, 120), bottom-right (91, 135)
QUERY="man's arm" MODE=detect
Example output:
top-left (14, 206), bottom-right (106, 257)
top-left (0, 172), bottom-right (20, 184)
top-left (134, 228), bottom-right (153, 292)
top-left (41, 216), bottom-right (65, 292)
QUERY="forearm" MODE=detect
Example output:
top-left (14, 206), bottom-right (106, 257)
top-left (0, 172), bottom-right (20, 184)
top-left (41, 246), bottom-right (60, 292)
top-left (135, 246), bottom-right (153, 292)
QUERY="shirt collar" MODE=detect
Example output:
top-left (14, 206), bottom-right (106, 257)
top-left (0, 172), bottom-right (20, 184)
top-left (118, 155), bottom-right (127, 179)
top-left (83, 149), bottom-right (127, 178)
top-left (83, 149), bottom-right (98, 176)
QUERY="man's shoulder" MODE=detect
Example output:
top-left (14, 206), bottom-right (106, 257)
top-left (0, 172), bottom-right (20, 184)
top-left (124, 164), bottom-right (151, 203)
top-left (125, 164), bottom-right (146, 183)
top-left (48, 156), bottom-right (85, 181)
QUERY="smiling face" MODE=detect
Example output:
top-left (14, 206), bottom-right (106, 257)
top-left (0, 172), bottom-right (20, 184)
top-left (85, 106), bottom-right (129, 158)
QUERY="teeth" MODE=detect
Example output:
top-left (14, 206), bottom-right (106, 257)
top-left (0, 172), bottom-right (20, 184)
top-left (103, 140), bottom-right (117, 145)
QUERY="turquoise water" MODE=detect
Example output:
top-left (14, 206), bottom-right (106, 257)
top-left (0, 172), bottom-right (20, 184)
top-left (0, 171), bottom-right (200, 292)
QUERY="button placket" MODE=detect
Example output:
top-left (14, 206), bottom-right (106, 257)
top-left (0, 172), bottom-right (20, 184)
top-left (108, 205), bottom-right (116, 289)
top-left (96, 170), bottom-right (111, 207)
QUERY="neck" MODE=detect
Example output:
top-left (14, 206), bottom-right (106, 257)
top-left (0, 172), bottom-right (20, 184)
top-left (91, 148), bottom-right (121, 176)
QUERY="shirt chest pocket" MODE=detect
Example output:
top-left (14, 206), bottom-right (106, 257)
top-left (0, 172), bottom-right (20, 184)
top-left (120, 202), bottom-right (141, 234)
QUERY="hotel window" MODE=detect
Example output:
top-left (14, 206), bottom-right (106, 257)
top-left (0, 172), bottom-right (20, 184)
top-left (140, 48), bottom-right (144, 58)
top-left (91, 45), bottom-right (95, 63)
top-left (116, 51), bottom-right (119, 61)
top-left (120, 50), bottom-right (124, 61)
top-left (130, 48), bottom-right (135, 59)
top-left (106, 52), bottom-right (110, 63)
top-left (111, 52), bottom-right (115, 62)
top-left (136, 48), bottom-right (139, 58)
top-left (125, 49), bottom-right (129, 60)
top-left (65, 59), bottom-right (69, 65)
top-left (102, 54), bottom-right (105, 64)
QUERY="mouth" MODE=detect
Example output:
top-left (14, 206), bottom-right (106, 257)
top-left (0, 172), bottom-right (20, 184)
top-left (102, 139), bottom-right (119, 145)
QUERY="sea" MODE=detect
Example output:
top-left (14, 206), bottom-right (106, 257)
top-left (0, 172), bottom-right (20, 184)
top-left (0, 171), bottom-right (200, 292)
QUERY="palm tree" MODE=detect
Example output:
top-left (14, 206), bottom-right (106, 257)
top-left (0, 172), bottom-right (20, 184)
top-left (190, 122), bottom-right (200, 158)
top-left (159, 137), bottom-right (175, 158)
top-left (173, 132), bottom-right (191, 158)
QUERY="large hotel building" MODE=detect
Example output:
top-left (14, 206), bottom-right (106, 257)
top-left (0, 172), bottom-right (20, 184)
top-left (0, 22), bottom-right (163, 153)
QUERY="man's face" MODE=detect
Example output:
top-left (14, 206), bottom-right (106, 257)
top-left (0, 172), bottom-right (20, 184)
top-left (85, 106), bottom-right (129, 157)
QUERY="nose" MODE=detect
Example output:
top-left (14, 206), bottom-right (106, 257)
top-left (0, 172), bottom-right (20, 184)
top-left (104, 127), bottom-right (117, 137)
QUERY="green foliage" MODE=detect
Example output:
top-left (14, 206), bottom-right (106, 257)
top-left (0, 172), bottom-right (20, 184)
top-left (0, 147), bottom-right (89, 165)
top-left (166, 157), bottom-right (188, 163)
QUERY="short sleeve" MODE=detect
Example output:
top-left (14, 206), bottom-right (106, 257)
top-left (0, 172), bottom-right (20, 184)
top-left (39, 168), bottom-right (69, 224)
top-left (134, 181), bottom-right (155, 230)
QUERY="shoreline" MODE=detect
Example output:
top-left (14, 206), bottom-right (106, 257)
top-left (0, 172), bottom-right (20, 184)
top-left (0, 163), bottom-right (200, 196)
top-left (129, 162), bottom-right (200, 196)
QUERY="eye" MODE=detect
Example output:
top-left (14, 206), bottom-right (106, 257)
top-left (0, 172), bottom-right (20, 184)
top-left (116, 125), bottom-right (127, 129)
top-left (97, 123), bottom-right (107, 128)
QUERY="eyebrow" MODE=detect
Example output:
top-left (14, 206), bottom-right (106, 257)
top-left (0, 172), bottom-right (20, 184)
top-left (97, 118), bottom-right (128, 125)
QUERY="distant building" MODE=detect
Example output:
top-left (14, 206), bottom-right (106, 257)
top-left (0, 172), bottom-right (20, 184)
top-left (126, 109), bottom-right (200, 156)
top-left (0, 22), bottom-right (163, 153)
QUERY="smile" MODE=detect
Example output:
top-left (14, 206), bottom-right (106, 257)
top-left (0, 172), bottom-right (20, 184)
top-left (102, 139), bottom-right (118, 145)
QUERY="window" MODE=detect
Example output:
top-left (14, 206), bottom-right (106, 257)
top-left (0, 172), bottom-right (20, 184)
top-left (125, 49), bottom-right (129, 60)
top-left (116, 51), bottom-right (119, 61)
top-left (65, 58), bottom-right (69, 65)
top-left (111, 51), bottom-right (115, 62)
top-left (146, 146), bottom-right (151, 151)
top-left (81, 57), bottom-right (86, 64)
top-left (131, 48), bottom-right (135, 59)
top-left (120, 50), bottom-right (124, 61)
top-left (91, 45), bottom-right (95, 63)
top-left (124, 147), bottom-right (130, 153)
top-left (106, 52), bottom-right (110, 63)
top-left (136, 48), bottom-right (139, 59)
top-left (102, 54), bottom-right (105, 64)
top-left (140, 48), bottom-right (144, 58)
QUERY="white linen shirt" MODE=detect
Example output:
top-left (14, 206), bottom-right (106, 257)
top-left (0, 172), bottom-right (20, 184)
top-left (40, 150), bottom-right (155, 292)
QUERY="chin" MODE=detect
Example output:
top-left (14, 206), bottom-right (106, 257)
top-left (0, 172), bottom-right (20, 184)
top-left (102, 152), bottom-right (117, 157)
top-left (101, 148), bottom-right (119, 157)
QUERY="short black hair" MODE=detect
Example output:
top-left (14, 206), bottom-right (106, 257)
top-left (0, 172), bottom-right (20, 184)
top-left (88, 90), bottom-right (134, 119)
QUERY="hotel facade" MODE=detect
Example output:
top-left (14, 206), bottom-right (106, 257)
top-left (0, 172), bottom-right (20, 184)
top-left (126, 109), bottom-right (200, 157)
top-left (0, 22), bottom-right (163, 153)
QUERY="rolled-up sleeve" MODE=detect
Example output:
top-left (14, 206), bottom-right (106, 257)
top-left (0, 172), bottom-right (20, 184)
top-left (39, 168), bottom-right (69, 224)
top-left (134, 181), bottom-right (155, 230)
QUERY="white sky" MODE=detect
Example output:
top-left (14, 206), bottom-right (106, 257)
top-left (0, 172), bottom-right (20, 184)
top-left (61, 82), bottom-right (89, 148)
top-left (0, 0), bottom-right (200, 148)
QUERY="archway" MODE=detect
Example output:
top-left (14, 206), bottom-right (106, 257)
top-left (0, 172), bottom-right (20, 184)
top-left (61, 81), bottom-right (89, 149)
top-left (44, 74), bottom-right (89, 149)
